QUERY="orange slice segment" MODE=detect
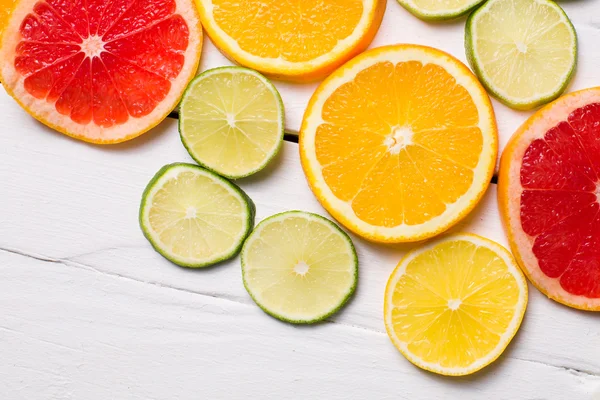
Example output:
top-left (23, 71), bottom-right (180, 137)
top-left (300, 45), bottom-right (498, 243)
top-left (194, 0), bottom-right (386, 82)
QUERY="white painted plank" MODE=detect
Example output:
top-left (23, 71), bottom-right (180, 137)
top-left (2, 250), bottom-right (600, 400)
top-left (199, 1), bottom-right (600, 169)
top-left (1, 88), bottom-right (600, 394)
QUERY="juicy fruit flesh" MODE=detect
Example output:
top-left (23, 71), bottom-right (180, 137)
top-left (211, 0), bottom-right (363, 62)
top-left (520, 103), bottom-right (600, 299)
top-left (244, 215), bottom-right (355, 320)
top-left (148, 170), bottom-right (246, 260)
top-left (181, 70), bottom-right (281, 176)
top-left (316, 60), bottom-right (483, 227)
top-left (14, 0), bottom-right (189, 128)
top-left (411, 0), bottom-right (479, 13)
top-left (389, 240), bottom-right (521, 369)
top-left (472, 0), bottom-right (574, 100)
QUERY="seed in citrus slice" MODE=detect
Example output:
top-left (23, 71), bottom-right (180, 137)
top-left (300, 44), bottom-right (497, 243)
top-left (179, 67), bottom-right (284, 179)
top-left (397, 0), bottom-right (485, 21)
top-left (384, 233), bottom-right (528, 376)
top-left (194, 0), bottom-right (385, 82)
top-left (465, 0), bottom-right (577, 110)
top-left (140, 163), bottom-right (255, 268)
top-left (0, 0), bottom-right (202, 144)
top-left (499, 87), bottom-right (600, 311)
top-left (241, 211), bottom-right (358, 324)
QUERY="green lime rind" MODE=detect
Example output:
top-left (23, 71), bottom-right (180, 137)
top-left (179, 66), bottom-right (285, 180)
top-left (241, 210), bottom-right (358, 325)
top-left (465, 0), bottom-right (577, 110)
top-left (397, 0), bottom-right (486, 21)
top-left (139, 163), bottom-right (255, 268)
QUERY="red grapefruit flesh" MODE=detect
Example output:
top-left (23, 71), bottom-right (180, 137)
top-left (0, 0), bottom-right (202, 143)
top-left (499, 87), bottom-right (600, 311)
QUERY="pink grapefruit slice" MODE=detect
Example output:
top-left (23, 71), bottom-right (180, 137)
top-left (499, 87), bottom-right (600, 311)
top-left (0, 0), bottom-right (202, 144)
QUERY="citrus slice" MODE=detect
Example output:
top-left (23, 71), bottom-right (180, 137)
top-left (194, 0), bottom-right (385, 82)
top-left (0, 0), bottom-right (202, 143)
top-left (300, 45), bottom-right (497, 243)
top-left (241, 211), bottom-right (358, 324)
top-left (499, 87), bottom-right (600, 311)
top-left (140, 163), bottom-right (255, 268)
top-left (466, 0), bottom-right (577, 110)
top-left (397, 0), bottom-right (485, 21)
top-left (384, 234), bottom-right (528, 376)
top-left (0, 0), bottom-right (17, 40)
top-left (179, 67), bottom-right (284, 179)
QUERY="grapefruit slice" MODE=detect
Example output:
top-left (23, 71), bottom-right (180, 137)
top-left (499, 87), bottom-right (600, 311)
top-left (0, 0), bottom-right (202, 144)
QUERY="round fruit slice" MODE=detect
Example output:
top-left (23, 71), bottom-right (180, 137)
top-left (466, 0), bottom-right (577, 110)
top-left (499, 87), bottom-right (600, 311)
top-left (140, 163), bottom-right (255, 268)
top-left (179, 67), bottom-right (284, 179)
top-left (397, 0), bottom-right (485, 21)
top-left (194, 0), bottom-right (385, 82)
top-left (384, 234), bottom-right (528, 376)
top-left (0, 0), bottom-right (202, 143)
top-left (0, 0), bottom-right (17, 40)
top-left (300, 45), bottom-right (497, 243)
top-left (241, 211), bottom-right (358, 324)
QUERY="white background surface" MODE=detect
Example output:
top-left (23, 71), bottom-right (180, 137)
top-left (2, 1), bottom-right (600, 399)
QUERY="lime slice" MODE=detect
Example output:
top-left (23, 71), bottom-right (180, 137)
top-left (179, 67), bottom-right (285, 179)
top-left (465, 0), bottom-right (577, 110)
top-left (139, 163), bottom-right (255, 268)
top-left (241, 211), bottom-right (358, 324)
top-left (397, 0), bottom-right (485, 21)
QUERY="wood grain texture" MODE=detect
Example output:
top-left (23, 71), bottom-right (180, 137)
top-left (199, 1), bottom-right (600, 172)
top-left (1, 88), bottom-right (600, 398)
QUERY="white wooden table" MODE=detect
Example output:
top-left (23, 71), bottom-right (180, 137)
top-left (2, 2), bottom-right (600, 399)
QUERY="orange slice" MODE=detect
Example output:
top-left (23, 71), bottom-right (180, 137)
top-left (300, 45), bottom-right (498, 243)
top-left (0, 0), bottom-right (17, 40)
top-left (194, 0), bottom-right (386, 82)
top-left (0, 0), bottom-right (202, 144)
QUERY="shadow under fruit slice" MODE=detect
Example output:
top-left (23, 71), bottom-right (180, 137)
top-left (499, 87), bottom-right (600, 311)
top-left (140, 163), bottom-right (255, 268)
top-left (300, 44), bottom-right (497, 243)
top-left (384, 234), bottom-right (528, 376)
top-left (0, 0), bottom-right (202, 143)
top-left (241, 211), bottom-right (358, 324)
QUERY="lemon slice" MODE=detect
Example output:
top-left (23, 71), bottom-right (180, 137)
top-left (241, 211), bottom-right (358, 324)
top-left (397, 0), bottom-right (485, 21)
top-left (465, 0), bottom-right (577, 110)
top-left (140, 163), bottom-right (255, 268)
top-left (384, 234), bottom-right (528, 376)
top-left (179, 67), bottom-right (284, 179)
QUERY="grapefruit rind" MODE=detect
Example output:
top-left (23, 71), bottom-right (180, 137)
top-left (299, 45), bottom-right (498, 243)
top-left (383, 233), bottom-right (529, 376)
top-left (194, 0), bottom-right (385, 82)
top-left (498, 87), bottom-right (600, 311)
top-left (139, 163), bottom-right (255, 268)
top-left (0, 0), bottom-right (203, 144)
